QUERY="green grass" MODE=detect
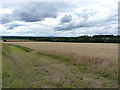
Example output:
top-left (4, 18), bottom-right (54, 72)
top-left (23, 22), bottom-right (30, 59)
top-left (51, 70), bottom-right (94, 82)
top-left (99, 72), bottom-right (110, 78)
top-left (37, 52), bottom-right (73, 63)
top-left (9, 44), bottom-right (33, 52)
top-left (2, 44), bottom-right (118, 88)
top-left (0, 43), bottom-right (2, 89)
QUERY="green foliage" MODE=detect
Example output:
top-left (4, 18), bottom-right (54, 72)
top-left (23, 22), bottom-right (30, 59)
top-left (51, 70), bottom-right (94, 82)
top-left (2, 35), bottom-right (120, 43)
top-left (99, 72), bottom-right (110, 78)
top-left (3, 72), bottom-right (10, 78)
top-left (65, 85), bottom-right (74, 88)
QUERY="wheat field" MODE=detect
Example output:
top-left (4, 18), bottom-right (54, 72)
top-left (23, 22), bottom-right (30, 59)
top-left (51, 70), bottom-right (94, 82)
top-left (5, 42), bottom-right (118, 75)
top-left (3, 42), bottom-right (118, 88)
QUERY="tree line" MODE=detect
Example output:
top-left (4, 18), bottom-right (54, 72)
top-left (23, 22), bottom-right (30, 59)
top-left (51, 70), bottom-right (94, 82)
top-left (2, 35), bottom-right (120, 43)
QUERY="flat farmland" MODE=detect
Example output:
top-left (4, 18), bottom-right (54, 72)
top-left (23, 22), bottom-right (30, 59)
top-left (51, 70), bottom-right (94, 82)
top-left (2, 42), bottom-right (118, 88)
top-left (6, 42), bottom-right (118, 71)
top-left (0, 43), bottom-right (2, 89)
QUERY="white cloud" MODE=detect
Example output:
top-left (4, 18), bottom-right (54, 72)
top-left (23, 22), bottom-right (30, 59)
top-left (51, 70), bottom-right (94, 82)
top-left (0, 8), bottom-right (13, 14)
top-left (1, 1), bottom-right (119, 36)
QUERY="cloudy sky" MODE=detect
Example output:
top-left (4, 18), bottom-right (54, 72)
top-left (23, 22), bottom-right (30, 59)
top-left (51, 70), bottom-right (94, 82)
top-left (0, 0), bottom-right (119, 37)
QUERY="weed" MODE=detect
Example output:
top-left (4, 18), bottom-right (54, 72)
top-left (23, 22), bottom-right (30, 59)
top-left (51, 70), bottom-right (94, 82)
top-left (99, 72), bottom-right (110, 78)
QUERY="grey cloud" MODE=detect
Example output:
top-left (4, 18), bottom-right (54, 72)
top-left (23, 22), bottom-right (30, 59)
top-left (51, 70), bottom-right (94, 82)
top-left (2, 2), bottom-right (57, 23)
top-left (4, 22), bottom-right (27, 29)
top-left (55, 7), bottom-right (117, 31)
top-left (55, 9), bottom-right (99, 31)
top-left (55, 15), bottom-right (94, 31)
top-left (13, 3), bottom-right (57, 22)
top-left (54, 19), bottom-right (115, 31)
top-left (75, 9), bottom-right (97, 19)
top-left (6, 24), bottom-right (24, 30)
top-left (105, 14), bottom-right (117, 23)
top-left (61, 15), bottom-right (72, 22)
top-left (54, 21), bottom-right (94, 31)
top-left (54, 23), bottom-right (73, 31)
top-left (1, 1), bottom-right (118, 36)
top-left (2, 14), bottom-right (14, 24)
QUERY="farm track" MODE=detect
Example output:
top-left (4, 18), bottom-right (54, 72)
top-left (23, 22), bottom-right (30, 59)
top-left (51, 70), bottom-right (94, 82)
top-left (2, 43), bottom-right (118, 88)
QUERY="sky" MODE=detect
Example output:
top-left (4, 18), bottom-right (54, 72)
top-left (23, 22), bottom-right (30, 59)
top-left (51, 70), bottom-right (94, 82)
top-left (0, 0), bottom-right (119, 37)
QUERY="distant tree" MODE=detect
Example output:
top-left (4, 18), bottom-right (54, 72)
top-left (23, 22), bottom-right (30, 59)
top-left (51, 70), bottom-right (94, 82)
top-left (3, 40), bottom-right (6, 42)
